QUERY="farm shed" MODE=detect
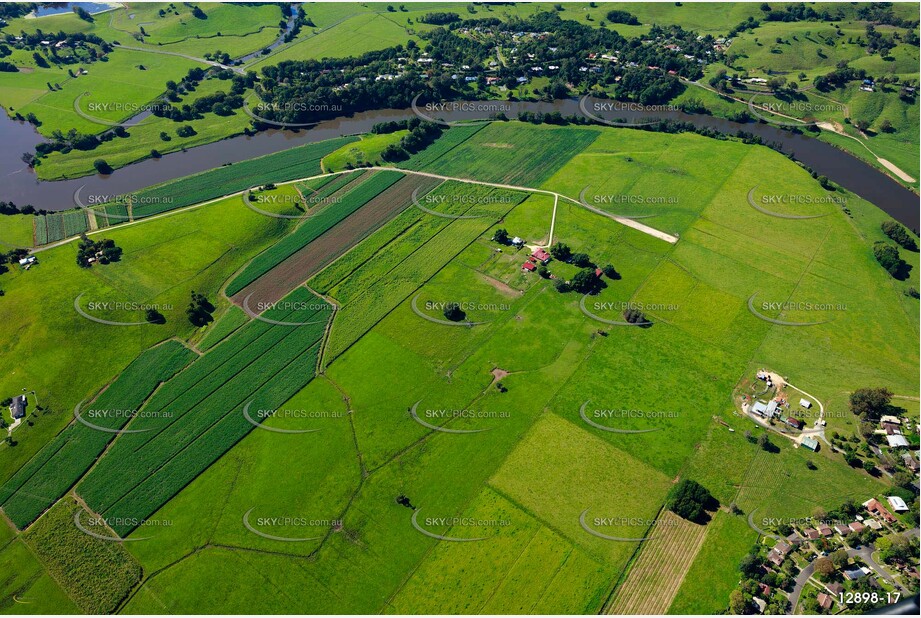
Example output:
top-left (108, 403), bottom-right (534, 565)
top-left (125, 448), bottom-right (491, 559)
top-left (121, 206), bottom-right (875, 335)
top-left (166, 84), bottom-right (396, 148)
top-left (799, 398), bottom-right (811, 409)
top-left (801, 437), bottom-right (819, 451)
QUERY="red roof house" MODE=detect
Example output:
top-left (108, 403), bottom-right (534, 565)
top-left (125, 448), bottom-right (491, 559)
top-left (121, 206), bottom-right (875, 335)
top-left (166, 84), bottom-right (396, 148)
top-left (521, 262), bottom-right (536, 272)
top-left (863, 499), bottom-right (897, 523)
top-left (531, 248), bottom-right (551, 264)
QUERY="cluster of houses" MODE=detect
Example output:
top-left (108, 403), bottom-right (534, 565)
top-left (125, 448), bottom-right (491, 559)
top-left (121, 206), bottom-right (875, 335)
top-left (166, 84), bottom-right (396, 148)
top-left (875, 414), bottom-right (911, 449)
top-left (764, 497), bottom-right (909, 572)
top-left (521, 247), bottom-right (550, 273)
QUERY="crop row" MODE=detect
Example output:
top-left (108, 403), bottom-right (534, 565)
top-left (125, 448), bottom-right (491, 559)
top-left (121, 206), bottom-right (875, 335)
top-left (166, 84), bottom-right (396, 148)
top-left (100, 342), bottom-right (323, 537)
top-left (0, 341), bottom-right (195, 529)
top-left (226, 170), bottom-right (404, 296)
top-left (79, 298), bottom-right (329, 510)
top-left (197, 306), bottom-right (248, 351)
top-left (325, 191), bottom-right (521, 360)
top-left (295, 170), bottom-right (358, 205)
top-left (401, 124), bottom-right (486, 171)
top-left (33, 210), bottom-right (90, 245)
top-left (328, 183), bottom-right (510, 305)
top-left (78, 292), bottom-right (332, 524)
top-left (93, 203), bottom-right (130, 229)
top-left (131, 136), bottom-right (357, 219)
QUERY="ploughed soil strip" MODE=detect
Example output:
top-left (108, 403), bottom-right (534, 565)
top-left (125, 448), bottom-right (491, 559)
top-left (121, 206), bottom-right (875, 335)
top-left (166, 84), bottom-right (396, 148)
top-left (232, 174), bottom-right (441, 307)
top-left (605, 510), bottom-right (708, 615)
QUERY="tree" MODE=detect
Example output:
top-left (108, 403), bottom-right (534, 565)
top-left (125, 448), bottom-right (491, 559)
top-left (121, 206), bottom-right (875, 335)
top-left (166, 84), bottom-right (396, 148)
top-left (666, 479), bottom-right (714, 522)
top-left (571, 268), bottom-right (603, 294)
top-left (880, 119), bottom-right (894, 133)
top-left (549, 242), bottom-right (571, 261)
top-left (811, 506), bottom-right (827, 521)
top-left (554, 279), bottom-right (571, 293)
top-left (493, 228), bottom-right (509, 244)
top-left (537, 265), bottom-right (549, 278)
top-left (728, 589), bottom-right (748, 615)
top-left (849, 387), bottom-right (893, 421)
top-left (145, 308), bottom-right (166, 324)
top-left (814, 557), bottom-right (835, 578)
top-left (443, 302), bottom-right (465, 322)
top-left (757, 433), bottom-right (773, 451)
top-left (862, 459), bottom-right (876, 473)
top-left (873, 242), bottom-right (909, 278)
top-left (93, 159), bottom-right (112, 174)
top-left (572, 252), bottom-right (592, 267)
top-left (881, 220), bottom-right (917, 251)
top-left (829, 549), bottom-right (849, 568)
top-left (602, 264), bottom-right (620, 279)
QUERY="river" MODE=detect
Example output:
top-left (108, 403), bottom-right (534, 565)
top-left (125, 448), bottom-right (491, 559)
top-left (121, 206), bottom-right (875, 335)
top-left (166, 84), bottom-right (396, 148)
top-left (0, 97), bottom-right (917, 230)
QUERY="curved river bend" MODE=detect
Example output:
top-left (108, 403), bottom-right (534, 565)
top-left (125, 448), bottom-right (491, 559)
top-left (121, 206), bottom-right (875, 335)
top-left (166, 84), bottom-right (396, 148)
top-left (0, 98), bottom-right (917, 229)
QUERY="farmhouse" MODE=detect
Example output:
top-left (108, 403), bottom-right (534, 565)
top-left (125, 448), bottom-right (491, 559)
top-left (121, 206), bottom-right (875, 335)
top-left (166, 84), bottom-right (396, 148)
top-left (521, 262), bottom-right (536, 272)
top-left (9, 395), bottom-right (26, 419)
top-left (752, 400), bottom-right (768, 416)
top-left (531, 248), bottom-right (550, 264)
top-left (886, 496), bottom-right (908, 513)
top-left (511, 236), bottom-right (524, 246)
top-left (880, 415), bottom-right (901, 426)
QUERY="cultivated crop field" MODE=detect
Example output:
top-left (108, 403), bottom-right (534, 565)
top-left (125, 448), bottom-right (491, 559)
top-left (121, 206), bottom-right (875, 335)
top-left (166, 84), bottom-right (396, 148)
top-left (416, 122), bottom-right (601, 187)
top-left (0, 105), bottom-right (917, 617)
top-left (23, 498), bottom-right (142, 614)
top-left (132, 136), bottom-right (357, 218)
top-left (605, 510), bottom-right (708, 615)
top-left (76, 288), bottom-right (333, 536)
top-left (226, 169), bottom-right (405, 298)
top-left (0, 341), bottom-right (195, 529)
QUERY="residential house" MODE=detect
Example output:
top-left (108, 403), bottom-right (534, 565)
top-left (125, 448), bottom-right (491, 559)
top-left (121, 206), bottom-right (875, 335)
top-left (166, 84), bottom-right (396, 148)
top-left (901, 451), bottom-right (918, 472)
top-left (818, 524), bottom-right (833, 537)
top-left (9, 395), bottom-right (26, 419)
top-left (886, 496), bottom-right (909, 513)
top-left (886, 434), bottom-right (909, 448)
top-left (848, 522), bottom-right (865, 533)
top-left (521, 262), bottom-right (536, 272)
top-left (863, 499), bottom-right (897, 523)
top-left (834, 524), bottom-right (850, 536)
top-left (817, 593), bottom-right (834, 610)
top-left (805, 528), bottom-right (820, 540)
top-left (767, 540), bottom-right (792, 566)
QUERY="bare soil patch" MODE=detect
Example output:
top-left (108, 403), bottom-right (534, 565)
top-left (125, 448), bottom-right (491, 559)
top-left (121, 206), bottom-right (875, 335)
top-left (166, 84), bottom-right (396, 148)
top-left (231, 174), bottom-right (441, 307)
